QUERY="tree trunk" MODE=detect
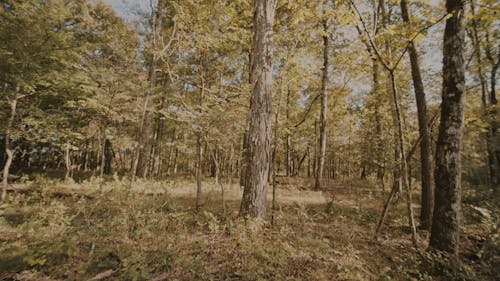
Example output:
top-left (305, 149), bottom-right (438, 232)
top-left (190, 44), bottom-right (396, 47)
top-left (98, 130), bottom-right (106, 189)
top-left (65, 142), bottom-right (72, 182)
top-left (240, 0), bottom-right (276, 219)
top-left (271, 77), bottom-right (284, 224)
top-left (429, 0), bottom-right (466, 256)
top-left (104, 139), bottom-right (113, 175)
top-left (195, 79), bottom-right (205, 210)
top-left (469, 2), bottom-right (499, 187)
top-left (166, 127), bottom-right (176, 175)
top-left (315, 18), bottom-right (329, 190)
top-left (389, 71), bottom-right (417, 247)
top-left (2, 94), bottom-right (18, 201)
top-left (285, 86), bottom-right (291, 177)
top-left (132, 0), bottom-right (167, 180)
top-left (307, 146), bottom-right (311, 178)
top-left (400, 0), bottom-right (433, 230)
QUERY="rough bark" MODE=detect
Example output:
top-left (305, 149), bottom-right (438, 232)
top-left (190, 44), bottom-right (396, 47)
top-left (429, 0), bottom-right (466, 256)
top-left (315, 18), bottom-right (329, 190)
top-left (240, 0), bottom-right (276, 219)
top-left (400, 0), bottom-right (433, 230)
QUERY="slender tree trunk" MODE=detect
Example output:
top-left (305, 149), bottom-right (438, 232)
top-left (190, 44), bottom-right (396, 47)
top-left (313, 120), bottom-right (318, 179)
top-left (487, 59), bottom-right (499, 185)
top-left (240, 0), bottom-right (276, 219)
top-left (65, 142), bottom-right (72, 182)
top-left (195, 80), bottom-right (205, 210)
top-left (151, 113), bottom-right (164, 177)
top-left (99, 129), bottom-right (106, 188)
top-left (389, 71), bottom-right (417, 247)
top-left (315, 18), bottom-right (329, 190)
top-left (166, 128), bottom-right (176, 175)
top-left (2, 94), bottom-right (18, 201)
top-left (285, 86), bottom-right (291, 177)
top-left (400, 0), bottom-right (433, 230)
top-left (104, 139), bottom-right (113, 175)
top-left (469, 2), bottom-right (498, 187)
top-left (271, 77), bottom-right (284, 224)
top-left (307, 146), bottom-right (311, 178)
top-left (132, 0), bottom-right (167, 180)
top-left (240, 130), bottom-right (249, 187)
top-left (429, 0), bottom-right (466, 256)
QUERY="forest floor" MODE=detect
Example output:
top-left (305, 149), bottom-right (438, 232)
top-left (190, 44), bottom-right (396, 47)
top-left (0, 175), bottom-right (498, 280)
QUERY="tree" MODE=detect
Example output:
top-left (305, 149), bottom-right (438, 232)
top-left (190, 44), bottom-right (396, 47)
top-left (400, 0), bottom-right (433, 230)
top-left (315, 2), bottom-right (329, 191)
top-left (240, 0), bottom-right (277, 219)
top-left (0, 0), bottom-right (84, 200)
top-left (429, 0), bottom-right (466, 256)
top-left (131, 0), bottom-right (167, 181)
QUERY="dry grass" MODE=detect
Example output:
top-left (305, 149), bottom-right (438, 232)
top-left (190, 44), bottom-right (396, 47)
top-left (0, 176), bottom-right (497, 280)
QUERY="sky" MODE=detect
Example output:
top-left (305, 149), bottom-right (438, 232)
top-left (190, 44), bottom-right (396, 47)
top-left (103, 0), bottom-right (444, 103)
top-left (104, 0), bottom-right (152, 22)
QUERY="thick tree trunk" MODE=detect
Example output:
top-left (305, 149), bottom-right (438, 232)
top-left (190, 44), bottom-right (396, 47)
top-left (429, 0), bottom-right (466, 256)
top-left (2, 94), bottom-right (18, 201)
top-left (315, 19), bottom-right (329, 190)
top-left (240, 0), bottom-right (276, 219)
top-left (400, 0), bottom-right (433, 230)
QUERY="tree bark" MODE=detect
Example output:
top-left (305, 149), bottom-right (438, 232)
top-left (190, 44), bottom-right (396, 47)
top-left (65, 142), bottom-right (72, 182)
top-left (285, 86), bottom-right (291, 177)
top-left (400, 0), bottom-right (433, 230)
top-left (2, 94), bottom-right (18, 201)
top-left (429, 0), bottom-right (466, 256)
top-left (195, 79), bottom-right (205, 210)
top-left (99, 130), bottom-right (106, 184)
top-left (240, 0), bottom-right (276, 219)
top-left (315, 18), bottom-right (329, 190)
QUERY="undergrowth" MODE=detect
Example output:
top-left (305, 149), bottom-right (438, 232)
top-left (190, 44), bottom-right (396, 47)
top-left (0, 177), bottom-right (497, 280)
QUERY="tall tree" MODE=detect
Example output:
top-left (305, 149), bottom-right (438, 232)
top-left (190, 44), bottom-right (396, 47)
top-left (315, 7), bottom-right (329, 190)
top-left (400, 0), bottom-right (433, 230)
top-left (132, 0), bottom-right (167, 181)
top-left (240, 0), bottom-right (277, 218)
top-left (429, 0), bottom-right (466, 255)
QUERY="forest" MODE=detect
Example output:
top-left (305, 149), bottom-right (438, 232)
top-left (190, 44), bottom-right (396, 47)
top-left (0, 0), bottom-right (498, 280)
